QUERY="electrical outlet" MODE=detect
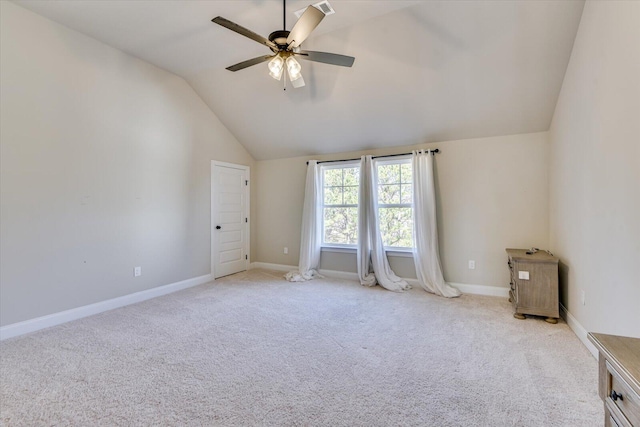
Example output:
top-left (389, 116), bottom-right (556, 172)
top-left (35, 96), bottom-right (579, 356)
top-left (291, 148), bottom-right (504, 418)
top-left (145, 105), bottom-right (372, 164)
top-left (468, 260), bottom-right (475, 270)
top-left (284, 247), bottom-right (288, 254)
top-left (134, 266), bottom-right (142, 277)
top-left (581, 290), bottom-right (586, 305)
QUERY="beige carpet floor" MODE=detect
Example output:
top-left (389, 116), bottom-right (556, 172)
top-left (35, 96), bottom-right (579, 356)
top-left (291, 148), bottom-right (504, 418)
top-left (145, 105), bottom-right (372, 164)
top-left (1, 268), bottom-right (602, 426)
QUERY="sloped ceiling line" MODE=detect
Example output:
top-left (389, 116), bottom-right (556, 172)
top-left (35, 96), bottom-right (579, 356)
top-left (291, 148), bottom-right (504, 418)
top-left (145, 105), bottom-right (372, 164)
top-left (15, 0), bottom-right (585, 160)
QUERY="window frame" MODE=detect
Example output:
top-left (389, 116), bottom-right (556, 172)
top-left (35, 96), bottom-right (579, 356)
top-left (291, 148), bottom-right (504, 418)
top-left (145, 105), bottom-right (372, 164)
top-left (320, 161), bottom-right (360, 249)
top-left (374, 157), bottom-right (415, 251)
top-left (317, 157), bottom-right (416, 251)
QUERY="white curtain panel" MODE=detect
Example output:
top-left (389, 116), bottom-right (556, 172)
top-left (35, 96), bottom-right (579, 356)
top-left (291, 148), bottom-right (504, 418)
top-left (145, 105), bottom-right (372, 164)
top-left (412, 150), bottom-right (461, 297)
top-left (358, 156), bottom-right (411, 292)
top-left (356, 156), bottom-right (376, 287)
top-left (285, 160), bottom-right (322, 282)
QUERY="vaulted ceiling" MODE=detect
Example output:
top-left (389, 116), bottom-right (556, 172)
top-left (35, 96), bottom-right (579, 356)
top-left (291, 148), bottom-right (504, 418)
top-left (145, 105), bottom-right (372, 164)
top-left (15, 0), bottom-right (585, 160)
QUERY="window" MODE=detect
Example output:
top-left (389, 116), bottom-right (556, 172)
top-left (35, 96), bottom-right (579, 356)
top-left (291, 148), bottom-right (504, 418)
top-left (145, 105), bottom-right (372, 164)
top-left (321, 164), bottom-right (359, 246)
top-left (376, 160), bottom-right (413, 248)
top-left (320, 159), bottom-right (414, 250)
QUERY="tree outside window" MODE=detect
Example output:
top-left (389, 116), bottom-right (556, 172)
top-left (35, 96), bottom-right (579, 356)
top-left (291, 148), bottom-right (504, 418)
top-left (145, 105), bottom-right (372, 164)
top-left (377, 161), bottom-right (413, 248)
top-left (322, 164), bottom-right (359, 246)
top-left (320, 160), bottom-right (414, 249)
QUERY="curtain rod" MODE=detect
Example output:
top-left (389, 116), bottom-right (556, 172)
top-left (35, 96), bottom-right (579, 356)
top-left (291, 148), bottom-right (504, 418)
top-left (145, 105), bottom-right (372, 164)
top-left (307, 149), bottom-right (439, 165)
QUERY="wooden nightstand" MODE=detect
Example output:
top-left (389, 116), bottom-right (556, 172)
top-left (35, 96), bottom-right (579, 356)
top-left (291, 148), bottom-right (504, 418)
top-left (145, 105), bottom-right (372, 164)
top-left (506, 248), bottom-right (559, 323)
top-left (588, 333), bottom-right (640, 426)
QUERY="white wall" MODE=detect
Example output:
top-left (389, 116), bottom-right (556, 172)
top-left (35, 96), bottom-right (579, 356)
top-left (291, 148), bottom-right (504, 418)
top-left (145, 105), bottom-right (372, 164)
top-left (0, 2), bottom-right (254, 326)
top-left (548, 1), bottom-right (640, 337)
top-left (255, 132), bottom-right (550, 290)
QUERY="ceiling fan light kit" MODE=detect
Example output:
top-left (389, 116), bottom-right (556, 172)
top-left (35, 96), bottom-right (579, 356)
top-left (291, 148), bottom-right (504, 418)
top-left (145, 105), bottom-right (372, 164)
top-left (211, 0), bottom-right (354, 90)
top-left (286, 56), bottom-right (302, 79)
top-left (268, 55), bottom-right (285, 80)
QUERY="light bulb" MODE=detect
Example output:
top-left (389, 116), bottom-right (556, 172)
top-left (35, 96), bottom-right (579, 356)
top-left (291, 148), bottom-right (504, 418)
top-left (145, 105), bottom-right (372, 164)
top-left (286, 56), bottom-right (302, 81)
top-left (268, 55), bottom-right (284, 80)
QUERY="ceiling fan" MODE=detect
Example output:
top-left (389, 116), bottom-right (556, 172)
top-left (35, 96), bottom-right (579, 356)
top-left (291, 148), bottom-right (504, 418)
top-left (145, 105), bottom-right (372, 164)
top-left (211, 0), bottom-right (355, 89)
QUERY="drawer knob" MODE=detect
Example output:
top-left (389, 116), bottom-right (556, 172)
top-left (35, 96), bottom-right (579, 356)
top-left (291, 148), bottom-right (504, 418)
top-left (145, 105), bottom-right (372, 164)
top-left (610, 390), bottom-right (623, 401)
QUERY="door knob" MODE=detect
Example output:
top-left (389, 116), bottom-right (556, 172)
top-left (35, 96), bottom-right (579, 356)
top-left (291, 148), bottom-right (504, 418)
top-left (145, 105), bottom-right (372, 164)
top-left (216, 225), bottom-right (221, 230)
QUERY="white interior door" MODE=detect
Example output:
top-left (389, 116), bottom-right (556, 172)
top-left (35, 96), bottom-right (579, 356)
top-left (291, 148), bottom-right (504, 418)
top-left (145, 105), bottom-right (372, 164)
top-left (212, 162), bottom-right (249, 278)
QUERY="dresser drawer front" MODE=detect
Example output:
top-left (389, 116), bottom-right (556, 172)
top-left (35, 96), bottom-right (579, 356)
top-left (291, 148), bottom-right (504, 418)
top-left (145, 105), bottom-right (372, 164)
top-left (606, 399), bottom-right (633, 427)
top-left (609, 414), bottom-right (620, 427)
top-left (607, 361), bottom-right (640, 426)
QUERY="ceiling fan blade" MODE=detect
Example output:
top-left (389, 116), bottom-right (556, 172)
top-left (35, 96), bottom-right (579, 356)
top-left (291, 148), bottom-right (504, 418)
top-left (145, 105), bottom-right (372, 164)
top-left (226, 55), bottom-right (274, 72)
top-left (298, 51), bottom-right (355, 67)
top-left (212, 17), bottom-right (276, 50)
top-left (286, 6), bottom-right (325, 49)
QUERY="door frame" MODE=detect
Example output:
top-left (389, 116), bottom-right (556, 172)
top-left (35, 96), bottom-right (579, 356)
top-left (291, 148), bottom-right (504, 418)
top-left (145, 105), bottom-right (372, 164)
top-left (211, 160), bottom-right (250, 279)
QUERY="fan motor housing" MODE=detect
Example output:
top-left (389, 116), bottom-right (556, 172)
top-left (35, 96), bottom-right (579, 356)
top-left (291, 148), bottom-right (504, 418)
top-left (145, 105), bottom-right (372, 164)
top-left (269, 30), bottom-right (290, 49)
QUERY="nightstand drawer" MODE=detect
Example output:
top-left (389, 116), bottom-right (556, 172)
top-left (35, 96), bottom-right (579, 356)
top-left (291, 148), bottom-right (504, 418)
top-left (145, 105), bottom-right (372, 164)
top-left (607, 361), bottom-right (640, 426)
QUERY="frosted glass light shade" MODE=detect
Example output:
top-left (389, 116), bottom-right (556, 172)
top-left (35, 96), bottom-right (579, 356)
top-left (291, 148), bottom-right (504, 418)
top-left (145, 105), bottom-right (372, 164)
top-left (291, 75), bottom-right (305, 88)
top-left (268, 55), bottom-right (284, 80)
top-left (286, 56), bottom-right (302, 81)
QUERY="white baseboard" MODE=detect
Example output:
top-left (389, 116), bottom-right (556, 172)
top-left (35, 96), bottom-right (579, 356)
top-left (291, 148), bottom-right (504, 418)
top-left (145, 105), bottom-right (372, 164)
top-left (560, 303), bottom-right (598, 359)
top-left (250, 262), bottom-right (297, 272)
top-left (404, 279), bottom-right (508, 297)
top-left (250, 263), bottom-right (508, 298)
top-left (249, 263), bottom-right (361, 282)
top-left (0, 273), bottom-right (213, 341)
top-left (446, 282), bottom-right (510, 297)
top-left (318, 269), bottom-right (359, 281)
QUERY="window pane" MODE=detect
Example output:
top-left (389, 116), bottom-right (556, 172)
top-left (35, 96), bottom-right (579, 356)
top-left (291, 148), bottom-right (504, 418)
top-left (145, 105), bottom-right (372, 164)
top-left (343, 186), bottom-right (359, 205)
top-left (321, 164), bottom-right (360, 246)
top-left (343, 167), bottom-right (359, 186)
top-left (378, 184), bottom-right (401, 204)
top-left (400, 163), bottom-right (412, 184)
top-left (324, 168), bottom-right (343, 187)
top-left (324, 207), bottom-right (358, 245)
top-left (324, 186), bottom-right (343, 205)
top-left (401, 184), bottom-right (412, 204)
top-left (379, 207), bottom-right (413, 248)
top-left (378, 164), bottom-right (400, 185)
